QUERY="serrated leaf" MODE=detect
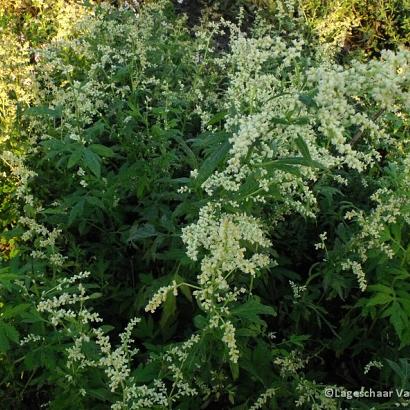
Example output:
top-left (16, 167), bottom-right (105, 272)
top-left (87, 388), bottom-right (114, 401)
top-left (3, 323), bottom-right (19, 342)
top-left (263, 162), bottom-right (301, 177)
top-left (208, 111), bottom-right (227, 125)
top-left (235, 174), bottom-right (259, 199)
top-left (389, 301), bottom-right (406, 339)
top-left (398, 298), bottom-right (410, 317)
top-left (100, 325), bottom-right (115, 334)
top-left (366, 293), bottom-right (393, 306)
top-left (127, 224), bottom-right (157, 242)
top-left (0, 328), bottom-right (10, 352)
top-left (156, 249), bottom-right (190, 264)
top-left (236, 328), bottom-right (259, 337)
top-left (25, 105), bottom-right (62, 118)
top-left (83, 149), bottom-right (101, 178)
top-left (289, 334), bottom-right (311, 347)
top-left (171, 134), bottom-right (198, 169)
top-left (195, 140), bottom-right (230, 186)
top-left (299, 93), bottom-right (318, 108)
top-left (84, 121), bottom-right (105, 138)
top-left (386, 359), bottom-right (406, 380)
top-left (89, 144), bottom-right (115, 158)
top-left (230, 361), bottom-right (239, 380)
top-left (270, 116), bottom-right (289, 125)
top-left (160, 292), bottom-right (176, 328)
top-left (1, 304), bottom-right (30, 319)
top-left (191, 131), bottom-right (229, 152)
top-left (232, 298), bottom-right (276, 325)
top-left (258, 157), bottom-right (325, 177)
top-left (367, 284), bottom-right (394, 295)
top-left (67, 149), bottom-right (83, 169)
top-left (24, 350), bottom-right (39, 369)
top-left (0, 273), bottom-right (20, 283)
top-left (194, 315), bottom-right (207, 329)
top-left (68, 199), bottom-right (85, 226)
top-left (180, 284), bottom-right (192, 302)
top-left (133, 361), bottom-right (161, 383)
top-left (295, 135), bottom-right (312, 160)
top-left (277, 157), bottom-right (325, 169)
top-left (0, 322), bottom-right (19, 351)
top-left (86, 196), bottom-right (105, 209)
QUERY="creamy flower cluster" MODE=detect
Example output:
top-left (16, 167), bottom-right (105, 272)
top-left (364, 360), bottom-right (383, 375)
top-left (339, 157), bottom-right (410, 290)
top-left (295, 378), bottom-right (339, 410)
top-left (249, 387), bottom-right (276, 410)
top-left (37, 271), bottom-right (101, 326)
top-left (145, 280), bottom-right (178, 313)
top-left (181, 203), bottom-right (270, 361)
top-left (274, 350), bottom-right (307, 377)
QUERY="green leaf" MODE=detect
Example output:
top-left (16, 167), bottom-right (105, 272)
top-left (160, 292), bottom-right (176, 328)
top-left (100, 325), bottom-right (115, 334)
top-left (0, 322), bottom-right (19, 351)
top-left (171, 134), bottom-right (198, 169)
top-left (366, 293), bottom-right (393, 306)
top-left (294, 117), bottom-right (310, 125)
top-left (0, 273), bottom-right (21, 284)
top-left (258, 157), bottom-right (325, 176)
top-left (87, 388), bottom-right (114, 401)
top-left (127, 224), bottom-right (157, 242)
top-left (67, 149), bottom-right (83, 169)
top-left (195, 140), bottom-right (230, 186)
top-left (24, 350), bottom-right (40, 369)
top-left (83, 149), bottom-right (101, 178)
top-left (235, 174), bottom-right (259, 200)
top-left (1, 304), bottom-right (30, 319)
top-left (270, 116), bottom-right (289, 125)
top-left (20, 310), bottom-right (43, 324)
top-left (88, 292), bottom-right (103, 300)
top-left (207, 111), bottom-right (227, 126)
top-left (133, 361), bottom-right (161, 383)
top-left (113, 65), bottom-right (130, 83)
top-left (194, 315), bottom-right (207, 329)
top-left (230, 361), bottom-right (239, 380)
top-left (299, 93), bottom-right (318, 108)
top-left (24, 105), bottom-right (62, 118)
top-left (236, 328), bottom-right (260, 337)
top-left (295, 135), bottom-right (312, 160)
top-left (191, 131), bottom-right (229, 151)
top-left (398, 298), bottom-right (410, 316)
top-left (388, 302), bottom-right (407, 339)
top-left (262, 161), bottom-right (301, 177)
top-left (277, 157), bottom-right (325, 169)
top-left (86, 196), bottom-right (105, 209)
top-left (386, 358), bottom-right (410, 385)
top-left (289, 334), bottom-right (311, 347)
top-left (175, 275), bottom-right (193, 302)
top-left (68, 199), bottom-right (85, 226)
top-left (89, 144), bottom-right (115, 158)
top-left (232, 298), bottom-right (276, 325)
top-left (3, 323), bottom-right (19, 342)
top-left (84, 120), bottom-right (105, 139)
top-left (156, 249), bottom-right (190, 265)
top-left (367, 284), bottom-right (394, 295)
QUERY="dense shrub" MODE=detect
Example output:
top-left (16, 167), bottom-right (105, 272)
top-left (250, 0), bottom-right (410, 59)
top-left (0, 0), bottom-right (409, 409)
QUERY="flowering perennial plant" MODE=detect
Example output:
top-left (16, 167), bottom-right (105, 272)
top-left (1, 0), bottom-right (410, 409)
